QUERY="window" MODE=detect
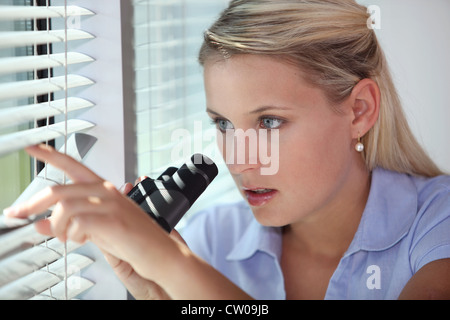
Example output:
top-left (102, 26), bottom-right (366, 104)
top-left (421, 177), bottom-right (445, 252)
top-left (0, 0), bottom-right (235, 300)
top-left (0, 0), bottom-right (98, 300)
top-left (0, 0), bottom-right (34, 212)
top-left (132, 0), bottom-right (239, 223)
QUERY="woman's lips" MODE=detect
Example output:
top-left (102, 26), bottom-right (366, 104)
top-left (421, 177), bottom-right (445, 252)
top-left (243, 188), bottom-right (278, 207)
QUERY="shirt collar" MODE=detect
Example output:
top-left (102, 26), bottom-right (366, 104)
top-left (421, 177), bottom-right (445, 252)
top-left (226, 216), bottom-right (282, 261)
top-left (345, 167), bottom-right (417, 255)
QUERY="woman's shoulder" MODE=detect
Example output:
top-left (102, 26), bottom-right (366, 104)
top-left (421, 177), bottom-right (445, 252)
top-left (413, 172), bottom-right (450, 203)
top-left (405, 172), bottom-right (450, 272)
top-left (406, 171), bottom-right (450, 225)
top-left (373, 167), bottom-right (449, 213)
top-left (363, 168), bottom-right (449, 253)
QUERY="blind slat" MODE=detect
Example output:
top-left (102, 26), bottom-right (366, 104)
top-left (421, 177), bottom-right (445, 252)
top-left (0, 52), bottom-right (94, 75)
top-left (0, 5), bottom-right (94, 20)
top-left (0, 224), bottom-right (49, 260)
top-left (134, 0), bottom-right (220, 5)
top-left (135, 36), bottom-right (199, 50)
top-left (11, 133), bottom-right (97, 208)
top-left (0, 97), bottom-right (94, 129)
top-left (0, 131), bottom-right (98, 299)
top-left (0, 74), bottom-right (94, 101)
top-left (0, 119), bottom-right (95, 157)
top-left (135, 16), bottom-right (216, 31)
top-left (0, 134), bottom-right (97, 233)
top-left (30, 276), bottom-right (94, 300)
top-left (0, 253), bottom-right (94, 300)
top-left (0, 1), bottom-right (98, 301)
top-left (0, 238), bottom-right (83, 287)
top-left (0, 29), bottom-right (94, 49)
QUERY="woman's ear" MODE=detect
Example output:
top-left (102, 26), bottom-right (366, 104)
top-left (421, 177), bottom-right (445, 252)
top-left (349, 78), bottom-right (380, 138)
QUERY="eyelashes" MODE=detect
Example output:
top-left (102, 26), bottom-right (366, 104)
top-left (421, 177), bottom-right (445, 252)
top-left (210, 118), bottom-right (234, 132)
top-left (210, 116), bottom-right (286, 133)
top-left (259, 117), bottom-right (284, 130)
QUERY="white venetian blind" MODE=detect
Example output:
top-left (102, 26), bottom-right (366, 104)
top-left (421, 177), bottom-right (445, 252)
top-left (133, 0), bottom-right (240, 222)
top-left (0, 1), bottom-right (96, 300)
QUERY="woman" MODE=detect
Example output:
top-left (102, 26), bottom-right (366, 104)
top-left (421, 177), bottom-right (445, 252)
top-left (5, 0), bottom-right (450, 299)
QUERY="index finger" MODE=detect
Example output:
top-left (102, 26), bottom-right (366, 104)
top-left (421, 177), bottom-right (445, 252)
top-left (26, 144), bottom-right (101, 183)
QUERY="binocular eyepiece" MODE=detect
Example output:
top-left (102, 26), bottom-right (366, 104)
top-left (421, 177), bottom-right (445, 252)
top-left (127, 154), bottom-right (218, 232)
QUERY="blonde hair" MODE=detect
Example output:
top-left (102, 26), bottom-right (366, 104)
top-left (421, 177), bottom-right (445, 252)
top-left (199, 0), bottom-right (444, 177)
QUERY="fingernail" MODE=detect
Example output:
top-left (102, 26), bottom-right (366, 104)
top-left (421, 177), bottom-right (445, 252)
top-left (3, 207), bottom-right (17, 217)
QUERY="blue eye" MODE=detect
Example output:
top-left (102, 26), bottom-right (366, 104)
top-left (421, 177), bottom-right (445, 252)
top-left (260, 117), bottom-right (284, 129)
top-left (212, 118), bottom-right (234, 132)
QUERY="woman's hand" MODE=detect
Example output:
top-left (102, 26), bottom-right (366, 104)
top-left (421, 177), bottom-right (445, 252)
top-left (110, 181), bottom-right (187, 300)
top-left (5, 144), bottom-right (252, 300)
top-left (4, 144), bottom-right (181, 290)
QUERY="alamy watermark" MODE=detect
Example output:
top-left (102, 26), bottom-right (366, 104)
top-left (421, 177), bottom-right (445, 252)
top-left (171, 121), bottom-right (280, 176)
top-left (66, 6), bottom-right (85, 29)
top-left (367, 5), bottom-right (381, 30)
top-left (366, 265), bottom-right (381, 290)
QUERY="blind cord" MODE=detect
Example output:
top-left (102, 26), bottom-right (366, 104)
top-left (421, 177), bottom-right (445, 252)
top-left (63, 0), bottom-right (69, 301)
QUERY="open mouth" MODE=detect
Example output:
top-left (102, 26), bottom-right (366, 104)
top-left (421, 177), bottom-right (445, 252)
top-left (249, 189), bottom-right (273, 194)
top-left (243, 188), bottom-right (278, 207)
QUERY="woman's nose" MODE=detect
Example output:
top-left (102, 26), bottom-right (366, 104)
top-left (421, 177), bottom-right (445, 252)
top-left (226, 154), bottom-right (261, 175)
top-left (218, 128), bottom-right (262, 174)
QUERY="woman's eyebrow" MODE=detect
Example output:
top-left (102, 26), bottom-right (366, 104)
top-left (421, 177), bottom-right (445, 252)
top-left (206, 108), bottom-right (222, 117)
top-left (206, 105), bottom-right (293, 117)
top-left (249, 105), bottom-right (293, 114)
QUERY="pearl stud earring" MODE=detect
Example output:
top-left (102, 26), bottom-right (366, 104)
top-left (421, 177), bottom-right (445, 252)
top-left (355, 134), bottom-right (364, 153)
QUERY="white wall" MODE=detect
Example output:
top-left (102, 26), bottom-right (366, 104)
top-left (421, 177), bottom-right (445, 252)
top-left (359, 0), bottom-right (450, 172)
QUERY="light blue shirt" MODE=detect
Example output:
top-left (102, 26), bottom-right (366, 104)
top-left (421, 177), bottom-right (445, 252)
top-left (182, 168), bottom-right (450, 300)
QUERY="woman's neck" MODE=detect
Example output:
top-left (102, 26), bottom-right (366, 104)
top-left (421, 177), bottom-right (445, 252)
top-left (283, 164), bottom-right (372, 259)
